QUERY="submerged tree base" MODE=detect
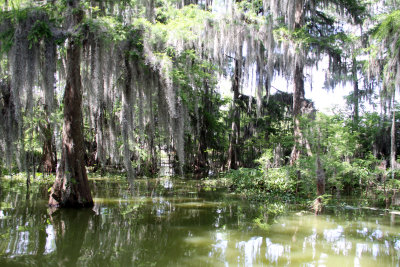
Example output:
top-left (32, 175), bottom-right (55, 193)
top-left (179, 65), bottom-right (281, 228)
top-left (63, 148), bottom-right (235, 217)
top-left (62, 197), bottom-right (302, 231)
top-left (49, 164), bottom-right (94, 208)
top-left (49, 189), bottom-right (94, 208)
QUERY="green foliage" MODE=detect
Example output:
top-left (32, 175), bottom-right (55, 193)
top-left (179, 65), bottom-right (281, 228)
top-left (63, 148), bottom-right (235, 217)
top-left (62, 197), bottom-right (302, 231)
top-left (373, 10), bottom-right (400, 43)
top-left (1, 172), bottom-right (55, 185)
top-left (27, 20), bottom-right (52, 47)
top-left (253, 203), bottom-right (286, 230)
top-left (274, 25), bottom-right (315, 49)
top-left (226, 167), bottom-right (296, 202)
top-left (84, 16), bottom-right (130, 42)
top-left (237, 92), bottom-right (294, 167)
top-left (0, 0), bottom-right (30, 10)
top-left (256, 149), bottom-right (274, 172)
top-left (370, 9), bottom-right (400, 91)
top-left (292, 109), bottom-right (399, 207)
top-left (149, 4), bottom-right (212, 48)
top-left (0, 25), bottom-right (13, 55)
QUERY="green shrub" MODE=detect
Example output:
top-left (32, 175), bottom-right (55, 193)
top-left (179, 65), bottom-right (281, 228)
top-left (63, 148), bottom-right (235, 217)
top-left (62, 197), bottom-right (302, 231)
top-left (226, 167), bottom-right (296, 202)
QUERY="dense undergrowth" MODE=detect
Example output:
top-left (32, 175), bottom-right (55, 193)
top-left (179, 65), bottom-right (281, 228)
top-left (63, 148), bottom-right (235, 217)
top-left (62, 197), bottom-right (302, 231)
top-left (224, 165), bottom-right (400, 211)
top-left (225, 167), bottom-right (296, 203)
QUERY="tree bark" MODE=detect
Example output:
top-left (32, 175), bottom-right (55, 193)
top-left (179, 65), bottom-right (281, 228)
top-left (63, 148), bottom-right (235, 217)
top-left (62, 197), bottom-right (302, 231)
top-left (41, 120), bottom-right (57, 174)
top-left (0, 78), bottom-right (16, 175)
top-left (316, 153), bottom-right (325, 196)
top-left (315, 123), bottom-right (326, 196)
top-left (49, 0), bottom-right (93, 208)
top-left (290, 62), bottom-right (305, 164)
top-left (194, 80), bottom-right (210, 178)
top-left (148, 74), bottom-right (157, 175)
top-left (391, 91), bottom-right (397, 179)
top-left (227, 57), bottom-right (241, 170)
top-left (290, 0), bottom-right (306, 165)
top-left (352, 56), bottom-right (359, 125)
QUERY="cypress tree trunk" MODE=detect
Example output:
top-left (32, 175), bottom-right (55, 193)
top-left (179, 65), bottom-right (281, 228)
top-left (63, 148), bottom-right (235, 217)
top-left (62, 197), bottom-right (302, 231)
top-left (290, 62), bottom-right (305, 164)
top-left (316, 156), bottom-right (325, 196)
top-left (41, 115), bottom-right (57, 174)
top-left (148, 79), bottom-right (157, 175)
top-left (290, 0), bottom-right (306, 165)
top-left (391, 91), bottom-right (397, 179)
top-left (194, 80), bottom-right (210, 178)
top-left (1, 78), bottom-right (15, 176)
top-left (227, 57), bottom-right (241, 170)
top-left (352, 57), bottom-right (359, 125)
top-left (49, 0), bottom-right (93, 208)
top-left (316, 129), bottom-right (325, 196)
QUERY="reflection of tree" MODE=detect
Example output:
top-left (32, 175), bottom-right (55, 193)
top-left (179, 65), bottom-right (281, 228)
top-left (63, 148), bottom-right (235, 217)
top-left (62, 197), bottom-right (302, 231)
top-left (50, 209), bottom-right (93, 267)
top-left (0, 182), bottom-right (51, 265)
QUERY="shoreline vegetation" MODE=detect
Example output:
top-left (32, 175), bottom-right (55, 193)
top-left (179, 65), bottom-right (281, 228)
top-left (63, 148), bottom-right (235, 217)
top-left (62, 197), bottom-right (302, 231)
top-left (1, 170), bottom-right (399, 215)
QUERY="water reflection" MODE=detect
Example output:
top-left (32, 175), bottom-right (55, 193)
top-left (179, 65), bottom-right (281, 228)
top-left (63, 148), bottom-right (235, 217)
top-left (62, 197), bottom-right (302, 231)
top-left (236, 236), bottom-right (263, 266)
top-left (210, 232), bottom-right (228, 264)
top-left (265, 238), bottom-right (289, 264)
top-left (395, 239), bottom-right (400, 250)
top-left (0, 179), bottom-right (399, 266)
top-left (44, 224), bottom-right (55, 254)
top-left (50, 209), bottom-right (93, 266)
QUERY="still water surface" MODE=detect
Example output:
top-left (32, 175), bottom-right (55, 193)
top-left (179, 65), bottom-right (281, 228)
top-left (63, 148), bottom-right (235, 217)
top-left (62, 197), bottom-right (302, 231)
top-left (0, 177), bottom-right (399, 266)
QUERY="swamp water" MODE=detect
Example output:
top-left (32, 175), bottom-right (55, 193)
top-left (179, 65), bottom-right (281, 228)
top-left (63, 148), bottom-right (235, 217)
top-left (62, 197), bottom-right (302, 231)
top-left (0, 177), bottom-right (399, 266)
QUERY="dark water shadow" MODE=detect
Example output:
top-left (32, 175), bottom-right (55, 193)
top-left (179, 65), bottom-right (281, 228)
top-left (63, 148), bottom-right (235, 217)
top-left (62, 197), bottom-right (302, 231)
top-left (49, 208), bottom-right (94, 267)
